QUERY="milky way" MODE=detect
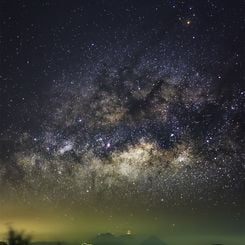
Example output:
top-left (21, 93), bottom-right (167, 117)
top-left (0, 0), bottom-right (244, 213)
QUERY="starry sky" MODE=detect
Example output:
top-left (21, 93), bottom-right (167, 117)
top-left (0, 0), bottom-right (245, 243)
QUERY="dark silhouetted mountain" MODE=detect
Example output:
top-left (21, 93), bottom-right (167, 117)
top-left (86, 233), bottom-right (167, 245)
top-left (140, 236), bottom-right (167, 245)
top-left (91, 233), bottom-right (123, 245)
top-left (118, 234), bottom-right (135, 245)
top-left (0, 242), bottom-right (8, 245)
top-left (32, 242), bottom-right (67, 245)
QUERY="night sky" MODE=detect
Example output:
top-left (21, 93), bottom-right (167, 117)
top-left (0, 0), bottom-right (245, 244)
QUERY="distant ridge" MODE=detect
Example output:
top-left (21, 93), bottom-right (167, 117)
top-left (140, 236), bottom-right (167, 245)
